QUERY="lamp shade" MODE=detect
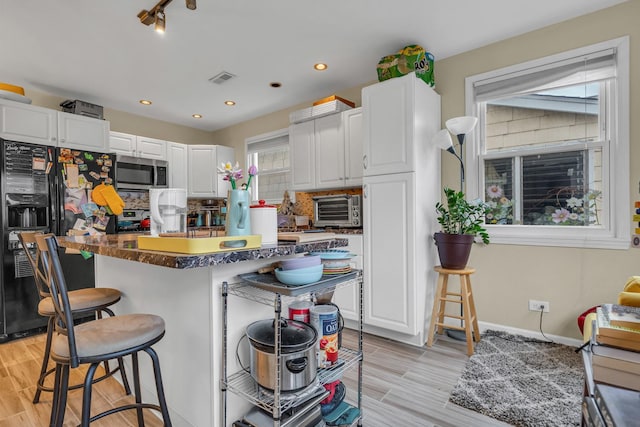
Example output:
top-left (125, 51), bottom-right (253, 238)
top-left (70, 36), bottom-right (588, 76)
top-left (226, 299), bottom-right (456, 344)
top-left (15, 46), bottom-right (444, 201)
top-left (432, 129), bottom-right (454, 151)
top-left (446, 116), bottom-right (478, 136)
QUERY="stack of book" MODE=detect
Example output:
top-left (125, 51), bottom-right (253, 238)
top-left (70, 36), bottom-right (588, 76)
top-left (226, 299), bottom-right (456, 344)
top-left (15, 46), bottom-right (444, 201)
top-left (591, 304), bottom-right (640, 390)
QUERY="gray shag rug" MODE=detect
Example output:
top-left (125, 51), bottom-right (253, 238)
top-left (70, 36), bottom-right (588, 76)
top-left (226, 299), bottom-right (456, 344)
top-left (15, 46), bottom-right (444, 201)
top-left (449, 330), bottom-right (584, 427)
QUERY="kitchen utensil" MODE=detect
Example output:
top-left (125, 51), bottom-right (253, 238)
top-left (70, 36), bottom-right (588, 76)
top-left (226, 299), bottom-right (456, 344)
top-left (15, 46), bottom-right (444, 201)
top-left (250, 200), bottom-right (277, 245)
top-left (246, 319), bottom-right (318, 392)
top-left (275, 265), bottom-right (323, 286)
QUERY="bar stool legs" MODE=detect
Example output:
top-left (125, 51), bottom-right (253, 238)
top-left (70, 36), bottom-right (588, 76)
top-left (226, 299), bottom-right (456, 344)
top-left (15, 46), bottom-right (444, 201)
top-left (427, 266), bottom-right (480, 356)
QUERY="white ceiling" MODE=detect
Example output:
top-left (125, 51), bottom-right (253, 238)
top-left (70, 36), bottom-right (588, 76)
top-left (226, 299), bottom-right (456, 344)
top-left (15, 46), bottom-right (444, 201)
top-left (0, 0), bottom-right (626, 132)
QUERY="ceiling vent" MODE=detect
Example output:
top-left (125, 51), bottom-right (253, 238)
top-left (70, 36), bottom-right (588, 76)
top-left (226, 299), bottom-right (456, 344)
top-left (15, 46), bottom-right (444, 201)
top-left (209, 71), bottom-right (236, 84)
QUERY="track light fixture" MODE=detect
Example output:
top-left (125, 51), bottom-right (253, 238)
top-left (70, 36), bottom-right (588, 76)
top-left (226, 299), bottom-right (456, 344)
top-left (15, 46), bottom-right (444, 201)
top-left (138, 0), bottom-right (196, 33)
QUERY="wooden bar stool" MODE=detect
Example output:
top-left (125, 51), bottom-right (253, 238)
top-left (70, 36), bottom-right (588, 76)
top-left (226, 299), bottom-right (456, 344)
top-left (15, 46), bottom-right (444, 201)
top-left (426, 266), bottom-right (480, 356)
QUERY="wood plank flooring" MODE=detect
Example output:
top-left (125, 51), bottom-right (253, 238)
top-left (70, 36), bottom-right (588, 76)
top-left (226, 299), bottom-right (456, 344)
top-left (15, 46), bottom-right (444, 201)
top-left (0, 329), bottom-right (510, 426)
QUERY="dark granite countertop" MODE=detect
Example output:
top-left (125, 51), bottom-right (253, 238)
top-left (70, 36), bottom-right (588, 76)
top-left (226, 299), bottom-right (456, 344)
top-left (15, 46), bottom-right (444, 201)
top-left (57, 233), bottom-right (348, 270)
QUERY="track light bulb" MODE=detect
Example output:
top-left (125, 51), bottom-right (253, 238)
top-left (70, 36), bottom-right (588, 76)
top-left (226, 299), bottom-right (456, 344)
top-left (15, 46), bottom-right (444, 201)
top-left (185, 0), bottom-right (197, 10)
top-left (155, 9), bottom-right (166, 33)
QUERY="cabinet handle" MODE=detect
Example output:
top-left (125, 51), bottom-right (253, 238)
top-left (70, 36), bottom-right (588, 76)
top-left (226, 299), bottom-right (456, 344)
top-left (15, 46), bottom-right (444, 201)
top-left (363, 155), bottom-right (367, 169)
top-left (51, 137), bottom-right (56, 142)
top-left (363, 184), bottom-right (368, 198)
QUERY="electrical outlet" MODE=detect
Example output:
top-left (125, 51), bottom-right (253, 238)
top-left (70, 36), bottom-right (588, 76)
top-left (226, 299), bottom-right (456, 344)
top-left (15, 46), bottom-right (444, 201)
top-left (528, 299), bottom-right (550, 313)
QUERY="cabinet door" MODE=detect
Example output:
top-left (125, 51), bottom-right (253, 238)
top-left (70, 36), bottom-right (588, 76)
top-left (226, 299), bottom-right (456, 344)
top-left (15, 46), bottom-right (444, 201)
top-left (215, 145), bottom-right (235, 196)
top-left (289, 121), bottom-right (315, 190)
top-left (343, 108), bottom-right (363, 187)
top-left (167, 142), bottom-right (188, 189)
top-left (188, 145), bottom-right (217, 197)
top-left (362, 74), bottom-right (415, 176)
top-left (314, 113), bottom-right (345, 189)
top-left (108, 131), bottom-right (136, 156)
top-left (363, 172), bottom-right (417, 335)
top-left (0, 100), bottom-right (57, 145)
top-left (57, 112), bottom-right (109, 151)
top-left (136, 136), bottom-right (167, 160)
top-left (332, 234), bottom-right (363, 321)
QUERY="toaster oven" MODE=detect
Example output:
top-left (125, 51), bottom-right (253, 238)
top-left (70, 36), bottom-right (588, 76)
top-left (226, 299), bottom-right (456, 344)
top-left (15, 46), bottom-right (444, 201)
top-left (313, 194), bottom-right (362, 228)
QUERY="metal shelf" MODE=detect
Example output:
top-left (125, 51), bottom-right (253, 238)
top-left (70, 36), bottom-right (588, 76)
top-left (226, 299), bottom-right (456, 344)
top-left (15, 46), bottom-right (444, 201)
top-left (227, 270), bottom-right (361, 306)
top-left (222, 269), bottom-right (364, 427)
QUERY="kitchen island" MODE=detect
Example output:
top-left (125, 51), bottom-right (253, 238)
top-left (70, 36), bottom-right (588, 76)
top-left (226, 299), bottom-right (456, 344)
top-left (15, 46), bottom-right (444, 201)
top-left (58, 233), bottom-right (349, 427)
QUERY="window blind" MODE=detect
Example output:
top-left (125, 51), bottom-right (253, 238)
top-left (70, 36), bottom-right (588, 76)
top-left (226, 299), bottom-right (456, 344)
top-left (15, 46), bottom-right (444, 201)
top-left (474, 48), bottom-right (616, 102)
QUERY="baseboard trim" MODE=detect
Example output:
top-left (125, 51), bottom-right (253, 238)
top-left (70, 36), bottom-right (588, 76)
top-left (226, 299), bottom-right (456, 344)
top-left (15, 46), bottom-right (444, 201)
top-left (478, 321), bottom-right (583, 348)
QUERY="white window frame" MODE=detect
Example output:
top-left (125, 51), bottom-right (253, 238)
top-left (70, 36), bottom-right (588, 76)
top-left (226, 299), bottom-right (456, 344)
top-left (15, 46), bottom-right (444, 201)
top-left (464, 36), bottom-right (629, 249)
top-left (245, 128), bottom-right (290, 204)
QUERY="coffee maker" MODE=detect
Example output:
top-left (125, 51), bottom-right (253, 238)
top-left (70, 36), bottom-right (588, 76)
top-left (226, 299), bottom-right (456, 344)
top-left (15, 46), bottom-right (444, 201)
top-left (149, 188), bottom-right (187, 236)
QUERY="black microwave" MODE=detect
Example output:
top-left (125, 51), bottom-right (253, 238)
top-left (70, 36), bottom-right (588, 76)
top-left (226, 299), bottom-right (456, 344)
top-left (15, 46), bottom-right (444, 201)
top-left (115, 155), bottom-right (168, 190)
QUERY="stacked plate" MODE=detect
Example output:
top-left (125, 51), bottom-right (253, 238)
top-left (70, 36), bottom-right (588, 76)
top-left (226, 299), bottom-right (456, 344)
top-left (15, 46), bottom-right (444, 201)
top-left (309, 250), bottom-right (355, 275)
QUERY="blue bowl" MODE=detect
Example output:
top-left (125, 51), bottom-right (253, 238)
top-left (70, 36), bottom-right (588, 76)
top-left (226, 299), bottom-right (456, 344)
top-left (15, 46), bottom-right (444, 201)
top-left (275, 264), bottom-right (323, 286)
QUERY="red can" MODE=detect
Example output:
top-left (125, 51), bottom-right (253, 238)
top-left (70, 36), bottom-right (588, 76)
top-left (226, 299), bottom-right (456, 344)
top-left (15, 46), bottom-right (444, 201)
top-left (288, 300), bottom-right (313, 323)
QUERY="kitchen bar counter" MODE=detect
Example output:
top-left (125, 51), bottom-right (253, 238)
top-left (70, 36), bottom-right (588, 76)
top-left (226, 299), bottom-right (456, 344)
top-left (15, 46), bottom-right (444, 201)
top-left (56, 233), bottom-right (349, 427)
top-left (58, 233), bottom-right (348, 269)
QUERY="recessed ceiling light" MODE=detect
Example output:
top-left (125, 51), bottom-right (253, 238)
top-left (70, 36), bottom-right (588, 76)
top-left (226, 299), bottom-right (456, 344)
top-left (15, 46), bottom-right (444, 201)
top-left (139, 99), bottom-right (152, 105)
top-left (314, 63), bottom-right (328, 71)
top-left (192, 114), bottom-right (202, 119)
top-left (270, 82), bottom-right (282, 88)
top-left (224, 100), bottom-right (236, 106)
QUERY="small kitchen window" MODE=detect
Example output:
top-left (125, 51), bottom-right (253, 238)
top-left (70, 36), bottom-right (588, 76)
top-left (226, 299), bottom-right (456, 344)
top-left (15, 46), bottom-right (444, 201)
top-left (464, 37), bottom-right (629, 249)
top-left (246, 128), bottom-right (290, 204)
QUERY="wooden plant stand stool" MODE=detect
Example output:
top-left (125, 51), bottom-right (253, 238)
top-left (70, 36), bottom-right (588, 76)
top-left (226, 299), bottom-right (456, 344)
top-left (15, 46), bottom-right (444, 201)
top-left (426, 266), bottom-right (480, 356)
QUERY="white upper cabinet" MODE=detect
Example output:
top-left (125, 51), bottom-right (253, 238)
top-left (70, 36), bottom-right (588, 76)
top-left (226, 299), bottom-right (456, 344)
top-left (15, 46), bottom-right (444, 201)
top-left (57, 111), bottom-right (109, 151)
top-left (315, 113), bottom-right (345, 189)
top-left (290, 110), bottom-right (362, 191)
top-left (187, 145), bottom-right (235, 198)
top-left (290, 120), bottom-right (316, 191)
top-left (166, 141), bottom-right (188, 189)
top-left (108, 132), bottom-right (166, 160)
top-left (362, 73), bottom-right (440, 176)
top-left (342, 107), bottom-right (363, 187)
top-left (0, 99), bottom-right (57, 145)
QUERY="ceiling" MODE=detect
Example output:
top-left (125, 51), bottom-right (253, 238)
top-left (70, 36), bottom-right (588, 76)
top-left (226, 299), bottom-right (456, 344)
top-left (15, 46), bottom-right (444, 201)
top-left (0, 0), bottom-right (626, 132)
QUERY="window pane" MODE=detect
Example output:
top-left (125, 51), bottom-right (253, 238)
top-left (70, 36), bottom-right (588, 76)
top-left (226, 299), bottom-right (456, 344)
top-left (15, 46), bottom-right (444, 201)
top-left (486, 82), bottom-right (599, 152)
top-left (485, 158), bottom-right (514, 225)
top-left (248, 144), bottom-right (290, 202)
top-left (522, 150), bottom-right (596, 226)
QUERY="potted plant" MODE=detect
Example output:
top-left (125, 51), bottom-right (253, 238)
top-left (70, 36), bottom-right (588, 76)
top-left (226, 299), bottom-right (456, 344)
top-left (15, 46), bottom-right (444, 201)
top-left (434, 187), bottom-right (490, 269)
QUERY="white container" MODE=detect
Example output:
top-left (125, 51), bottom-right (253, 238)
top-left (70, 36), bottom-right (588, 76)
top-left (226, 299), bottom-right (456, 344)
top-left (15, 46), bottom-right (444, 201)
top-left (249, 200), bottom-right (277, 245)
top-left (149, 188), bottom-right (187, 236)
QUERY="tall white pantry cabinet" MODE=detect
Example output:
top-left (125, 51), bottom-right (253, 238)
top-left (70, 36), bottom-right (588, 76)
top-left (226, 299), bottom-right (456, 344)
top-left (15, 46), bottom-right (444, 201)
top-left (361, 72), bottom-right (441, 347)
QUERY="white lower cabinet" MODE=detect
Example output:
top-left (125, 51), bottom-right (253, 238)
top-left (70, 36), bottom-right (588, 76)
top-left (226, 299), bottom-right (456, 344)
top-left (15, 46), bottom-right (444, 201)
top-left (361, 171), bottom-right (438, 347)
top-left (332, 234), bottom-right (363, 321)
top-left (187, 144), bottom-right (234, 198)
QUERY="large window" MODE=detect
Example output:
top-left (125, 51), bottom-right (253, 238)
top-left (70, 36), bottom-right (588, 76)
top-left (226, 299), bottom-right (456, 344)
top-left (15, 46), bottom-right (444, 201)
top-left (246, 128), bottom-right (290, 203)
top-left (465, 37), bottom-right (629, 249)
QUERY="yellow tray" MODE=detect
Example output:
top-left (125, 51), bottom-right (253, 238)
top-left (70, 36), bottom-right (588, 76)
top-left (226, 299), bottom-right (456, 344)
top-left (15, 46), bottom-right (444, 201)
top-left (137, 235), bottom-right (262, 254)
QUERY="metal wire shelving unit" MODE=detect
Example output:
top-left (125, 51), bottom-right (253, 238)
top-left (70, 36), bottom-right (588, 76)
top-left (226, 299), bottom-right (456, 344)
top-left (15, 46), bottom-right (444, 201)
top-left (221, 270), bottom-right (363, 427)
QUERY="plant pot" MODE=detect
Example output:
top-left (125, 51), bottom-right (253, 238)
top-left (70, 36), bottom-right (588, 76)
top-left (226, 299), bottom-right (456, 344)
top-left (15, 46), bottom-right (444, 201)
top-left (433, 232), bottom-right (474, 269)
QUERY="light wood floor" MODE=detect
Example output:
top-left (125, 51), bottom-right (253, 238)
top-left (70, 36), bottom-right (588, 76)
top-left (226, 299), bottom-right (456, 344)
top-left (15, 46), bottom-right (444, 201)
top-left (0, 329), bottom-right (510, 426)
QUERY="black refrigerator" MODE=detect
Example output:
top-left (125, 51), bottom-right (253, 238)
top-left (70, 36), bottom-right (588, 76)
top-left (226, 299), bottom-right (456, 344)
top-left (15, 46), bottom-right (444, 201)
top-left (0, 139), bottom-right (117, 342)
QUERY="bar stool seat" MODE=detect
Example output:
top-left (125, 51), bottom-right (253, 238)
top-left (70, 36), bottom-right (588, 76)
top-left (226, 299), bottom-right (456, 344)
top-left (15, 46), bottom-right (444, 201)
top-left (38, 288), bottom-right (122, 316)
top-left (426, 266), bottom-right (480, 356)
